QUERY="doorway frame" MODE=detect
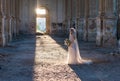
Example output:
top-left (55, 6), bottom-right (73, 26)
top-left (36, 6), bottom-right (50, 34)
top-left (36, 17), bottom-right (46, 33)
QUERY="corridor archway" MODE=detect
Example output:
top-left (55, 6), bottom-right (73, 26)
top-left (36, 7), bottom-right (50, 34)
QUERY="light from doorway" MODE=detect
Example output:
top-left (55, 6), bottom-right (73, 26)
top-left (36, 8), bottom-right (46, 15)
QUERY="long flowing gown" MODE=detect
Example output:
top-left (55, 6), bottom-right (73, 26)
top-left (67, 28), bottom-right (82, 64)
top-left (67, 28), bottom-right (92, 64)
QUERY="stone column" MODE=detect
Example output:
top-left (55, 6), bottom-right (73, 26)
top-left (68, 0), bottom-right (71, 29)
top-left (7, 0), bottom-right (12, 42)
top-left (9, 0), bottom-right (13, 41)
top-left (11, 0), bottom-right (15, 37)
top-left (13, 0), bottom-right (16, 37)
top-left (116, 0), bottom-right (120, 52)
top-left (1, 0), bottom-right (6, 46)
top-left (84, 0), bottom-right (89, 41)
top-left (87, 0), bottom-right (98, 41)
top-left (113, 0), bottom-right (118, 39)
top-left (15, 0), bottom-right (20, 35)
top-left (70, 0), bottom-right (72, 27)
top-left (76, 0), bottom-right (80, 28)
top-left (55, 0), bottom-right (58, 33)
top-left (113, 0), bottom-right (117, 15)
top-left (65, 0), bottom-right (68, 23)
top-left (5, 0), bottom-right (10, 43)
top-left (0, 0), bottom-right (2, 46)
top-left (80, 0), bottom-right (85, 18)
top-left (11, 0), bottom-right (14, 37)
top-left (64, 0), bottom-right (69, 34)
top-left (103, 0), bottom-right (117, 46)
top-left (72, 0), bottom-right (76, 27)
top-left (117, 0), bottom-right (120, 14)
top-left (77, 0), bottom-right (85, 40)
top-left (76, 0), bottom-right (80, 39)
top-left (29, 0), bottom-right (36, 34)
top-left (65, 0), bottom-right (71, 30)
top-left (19, 0), bottom-right (23, 34)
top-left (96, 0), bottom-right (105, 46)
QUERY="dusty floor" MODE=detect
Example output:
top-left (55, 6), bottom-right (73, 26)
top-left (0, 35), bottom-right (120, 81)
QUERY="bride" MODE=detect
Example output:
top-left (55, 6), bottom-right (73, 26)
top-left (67, 27), bottom-right (92, 64)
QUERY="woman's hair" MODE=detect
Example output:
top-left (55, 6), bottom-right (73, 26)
top-left (70, 28), bottom-right (76, 34)
top-left (73, 26), bottom-right (75, 29)
top-left (70, 28), bottom-right (74, 32)
top-left (70, 26), bottom-right (75, 29)
top-left (72, 23), bottom-right (75, 28)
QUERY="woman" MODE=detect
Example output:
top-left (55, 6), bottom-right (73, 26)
top-left (67, 28), bottom-right (92, 64)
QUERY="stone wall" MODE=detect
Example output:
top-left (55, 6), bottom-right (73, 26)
top-left (65, 0), bottom-right (118, 47)
top-left (19, 0), bottom-right (36, 34)
top-left (0, 0), bottom-right (20, 46)
top-left (19, 0), bottom-right (65, 35)
top-left (0, 0), bottom-right (119, 47)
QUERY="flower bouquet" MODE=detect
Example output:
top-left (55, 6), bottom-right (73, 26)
top-left (64, 38), bottom-right (71, 47)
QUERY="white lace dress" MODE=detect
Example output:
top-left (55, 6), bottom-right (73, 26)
top-left (67, 28), bottom-right (82, 64)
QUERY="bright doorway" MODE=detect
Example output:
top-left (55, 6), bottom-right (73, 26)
top-left (36, 7), bottom-right (50, 34)
top-left (36, 18), bottom-right (46, 33)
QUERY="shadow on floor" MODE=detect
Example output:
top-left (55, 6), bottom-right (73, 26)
top-left (69, 60), bottom-right (120, 81)
top-left (0, 34), bottom-right (36, 81)
top-left (50, 34), bottom-right (68, 51)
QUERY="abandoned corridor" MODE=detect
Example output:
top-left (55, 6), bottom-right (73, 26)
top-left (0, 35), bottom-right (119, 81)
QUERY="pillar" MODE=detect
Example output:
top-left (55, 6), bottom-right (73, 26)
top-left (76, 0), bottom-right (80, 29)
top-left (102, 0), bottom-right (117, 46)
top-left (84, 0), bottom-right (89, 41)
top-left (0, 0), bottom-right (2, 46)
top-left (5, 0), bottom-right (10, 43)
top-left (1, 0), bottom-right (6, 46)
top-left (96, 0), bottom-right (105, 46)
top-left (9, 0), bottom-right (13, 41)
top-left (15, 0), bottom-right (20, 35)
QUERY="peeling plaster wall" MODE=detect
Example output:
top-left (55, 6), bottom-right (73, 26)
top-left (38, 0), bottom-right (65, 23)
top-left (38, 0), bottom-right (65, 35)
top-left (65, 0), bottom-right (118, 47)
top-left (19, 0), bottom-right (65, 34)
top-left (19, 0), bottom-right (36, 34)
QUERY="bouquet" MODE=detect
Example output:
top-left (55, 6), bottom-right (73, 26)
top-left (64, 38), bottom-right (71, 46)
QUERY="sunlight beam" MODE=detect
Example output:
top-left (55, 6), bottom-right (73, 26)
top-left (36, 8), bottom-right (46, 15)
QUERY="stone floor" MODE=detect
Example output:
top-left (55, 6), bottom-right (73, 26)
top-left (0, 35), bottom-right (120, 81)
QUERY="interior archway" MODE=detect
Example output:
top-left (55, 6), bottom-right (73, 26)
top-left (36, 7), bottom-right (50, 34)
